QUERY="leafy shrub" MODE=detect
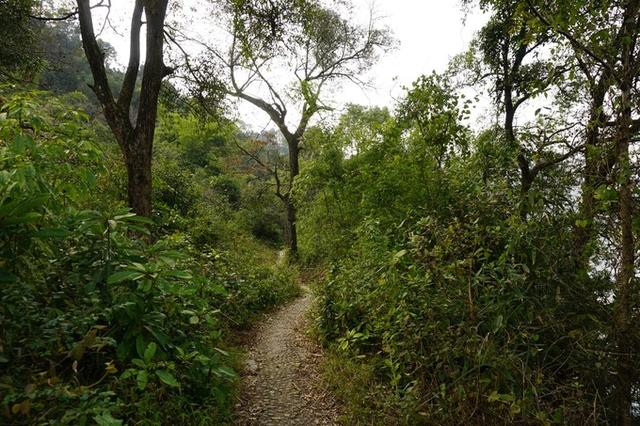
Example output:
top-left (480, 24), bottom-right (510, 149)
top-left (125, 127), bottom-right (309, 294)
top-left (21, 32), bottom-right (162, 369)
top-left (0, 88), bottom-right (297, 424)
top-left (300, 101), bottom-right (614, 423)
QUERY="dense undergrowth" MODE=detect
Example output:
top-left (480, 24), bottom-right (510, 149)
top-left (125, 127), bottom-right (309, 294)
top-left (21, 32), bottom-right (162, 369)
top-left (298, 96), bottom-right (634, 424)
top-left (2, 0), bottom-right (640, 424)
top-left (0, 87), bottom-right (297, 425)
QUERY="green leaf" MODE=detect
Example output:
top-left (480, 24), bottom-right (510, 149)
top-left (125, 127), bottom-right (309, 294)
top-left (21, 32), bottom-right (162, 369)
top-left (113, 213), bottom-right (136, 221)
top-left (120, 368), bottom-right (135, 379)
top-left (144, 342), bottom-right (157, 364)
top-left (3, 212), bottom-right (41, 225)
top-left (139, 279), bottom-right (153, 292)
top-left (493, 315), bottom-right (504, 333)
top-left (12, 134), bottom-right (35, 153)
top-left (213, 347), bottom-right (229, 357)
top-left (130, 262), bottom-right (147, 272)
top-left (136, 370), bottom-right (149, 390)
top-left (216, 366), bottom-right (236, 378)
top-left (575, 219), bottom-right (589, 228)
top-left (155, 369), bottom-right (179, 387)
top-left (390, 249), bottom-right (407, 265)
top-left (165, 270), bottom-right (193, 280)
top-left (94, 411), bottom-right (123, 426)
top-left (33, 228), bottom-right (70, 238)
top-left (145, 327), bottom-right (170, 347)
top-left (126, 224), bottom-right (151, 235)
top-left (107, 271), bottom-right (145, 284)
top-left (136, 335), bottom-right (146, 358)
top-left (125, 215), bottom-right (155, 225)
top-left (132, 358), bottom-right (146, 369)
top-left (131, 358), bottom-right (147, 368)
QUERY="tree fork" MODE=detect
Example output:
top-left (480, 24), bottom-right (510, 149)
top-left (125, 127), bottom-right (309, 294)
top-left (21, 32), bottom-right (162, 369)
top-left (76, 0), bottom-right (170, 217)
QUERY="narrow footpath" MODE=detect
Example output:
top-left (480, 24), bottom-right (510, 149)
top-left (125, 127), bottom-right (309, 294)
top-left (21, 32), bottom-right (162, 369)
top-left (234, 286), bottom-right (341, 425)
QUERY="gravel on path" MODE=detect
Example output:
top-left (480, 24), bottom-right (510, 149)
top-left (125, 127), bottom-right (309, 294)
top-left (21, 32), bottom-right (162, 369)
top-left (234, 287), bottom-right (340, 425)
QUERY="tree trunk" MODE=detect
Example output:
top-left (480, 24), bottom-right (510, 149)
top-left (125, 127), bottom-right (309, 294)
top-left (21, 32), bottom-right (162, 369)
top-left (505, 86), bottom-right (534, 219)
top-left (573, 80), bottom-right (608, 273)
top-left (124, 138), bottom-right (153, 217)
top-left (284, 136), bottom-right (300, 255)
top-left (284, 197), bottom-right (298, 256)
top-left (613, 5), bottom-right (637, 421)
top-left (124, 0), bottom-right (168, 217)
top-left (614, 88), bottom-right (634, 426)
top-left (502, 63), bottom-right (533, 219)
top-left (76, 0), bottom-right (169, 218)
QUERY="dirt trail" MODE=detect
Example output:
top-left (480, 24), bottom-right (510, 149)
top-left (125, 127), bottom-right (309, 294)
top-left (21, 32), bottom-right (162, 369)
top-left (234, 286), bottom-right (340, 425)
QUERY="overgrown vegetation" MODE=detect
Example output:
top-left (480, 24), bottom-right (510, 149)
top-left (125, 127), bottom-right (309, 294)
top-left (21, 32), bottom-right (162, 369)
top-left (296, 1), bottom-right (640, 419)
top-left (2, 0), bottom-right (640, 424)
top-left (0, 84), bottom-right (297, 424)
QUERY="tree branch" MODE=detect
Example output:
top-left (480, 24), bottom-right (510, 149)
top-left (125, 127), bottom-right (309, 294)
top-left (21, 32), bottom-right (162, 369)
top-left (525, 0), bottom-right (621, 85)
top-left (76, 0), bottom-right (127, 141)
top-left (117, 0), bottom-right (143, 114)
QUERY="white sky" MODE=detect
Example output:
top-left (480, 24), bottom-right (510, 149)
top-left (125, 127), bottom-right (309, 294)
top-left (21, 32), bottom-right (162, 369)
top-left (339, 0), bottom-right (487, 108)
top-left (96, 0), bottom-right (489, 130)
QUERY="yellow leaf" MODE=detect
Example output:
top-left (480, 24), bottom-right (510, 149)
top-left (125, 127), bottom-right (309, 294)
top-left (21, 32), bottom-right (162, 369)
top-left (11, 400), bottom-right (31, 415)
top-left (105, 361), bottom-right (118, 374)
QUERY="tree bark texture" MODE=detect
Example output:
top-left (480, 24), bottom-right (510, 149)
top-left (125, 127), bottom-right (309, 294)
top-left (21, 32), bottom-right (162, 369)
top-left (76, 0), bottom-right (170, 217)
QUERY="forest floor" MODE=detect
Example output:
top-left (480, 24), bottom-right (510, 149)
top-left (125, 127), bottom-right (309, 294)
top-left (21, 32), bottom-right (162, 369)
top-left (233, 284), bottom-right (341, 425)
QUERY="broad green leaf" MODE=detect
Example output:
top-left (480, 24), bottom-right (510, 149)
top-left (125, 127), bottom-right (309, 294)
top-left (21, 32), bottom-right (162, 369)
top-left (155, 369), bottom-right (179, 387)
top-left (125, 215), bottom-right (155, 225)
top-left (113, 213), bottom-right (136, 221)
top-left (132, 358), bottom-right (146, 369)
top-left (32, 228), bottom-right (69, 238)
top-left (165, 270), bottom-right (193, 280)
top-left (107, 271), bottom-right (145, 284)
top-left (216, 366), bottom-right (236, 378)
top-left (136, 370), bottom-right (149, 390)
top-left (94, 412), bottom-right (123, 426)
top-left (144, 342), bottom-right (156, 364)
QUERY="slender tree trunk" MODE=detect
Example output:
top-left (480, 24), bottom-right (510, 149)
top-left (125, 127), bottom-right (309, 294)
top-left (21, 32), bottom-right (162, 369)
top-left (614, 80), bottom-right (635, 426)
top-left (613, 6), bottom-right (637, 420)
top-left (284, 197), bottom-right (298, 256)
top-left (614, 92), bottom-right (634, 426)
top-left (573, 81), bottom-right (607, 273)
top-left (502, 61), bottom-right (533, 218)
top-left (504, 83), bottom-right (534, 219)
top-left (284, 136), bottom-right (300, 255)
